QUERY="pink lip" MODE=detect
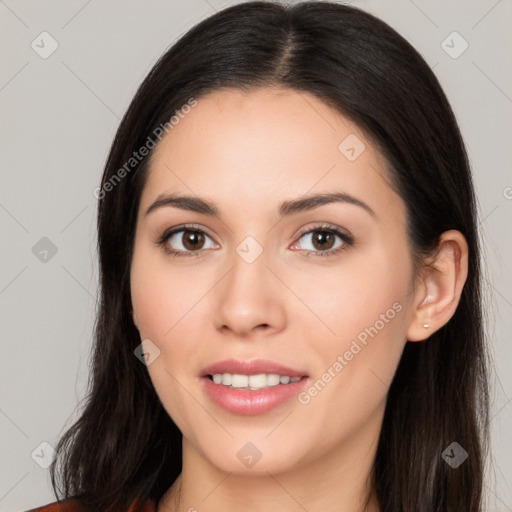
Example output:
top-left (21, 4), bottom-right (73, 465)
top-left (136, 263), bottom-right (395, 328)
top-left (200, 358), bottom-right (308, 378)
top-left (200, 359), bottom-right (309, 415)
top-left (202, 377), bottom-right (308, 415)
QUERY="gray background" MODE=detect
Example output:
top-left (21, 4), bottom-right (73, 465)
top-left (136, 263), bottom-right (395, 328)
top-left (0, 1), bottom-right (511, 510)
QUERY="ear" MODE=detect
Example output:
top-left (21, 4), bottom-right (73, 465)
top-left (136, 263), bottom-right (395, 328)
top-left (406, 230), bottom-right (468, 342)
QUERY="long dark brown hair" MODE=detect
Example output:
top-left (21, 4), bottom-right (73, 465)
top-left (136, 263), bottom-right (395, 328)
top-left (50, 2), bottom-right (490, 511)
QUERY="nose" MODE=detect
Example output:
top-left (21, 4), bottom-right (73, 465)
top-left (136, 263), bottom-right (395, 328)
top-left (213, 245), bottom-right (287, 339)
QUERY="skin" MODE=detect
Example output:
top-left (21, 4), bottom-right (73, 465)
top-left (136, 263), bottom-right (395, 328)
top-left (130, 87), bottom-right (468, 512)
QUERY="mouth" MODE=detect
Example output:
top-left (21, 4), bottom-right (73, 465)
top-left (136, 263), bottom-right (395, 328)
top-left (200, 359), bottom-right (310, 415)
top-left (205, 373), bottom-right (306, 390)
top-left (200, 358), bottom-right (308, 380)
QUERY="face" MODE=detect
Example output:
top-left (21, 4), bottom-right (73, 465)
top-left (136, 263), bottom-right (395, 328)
top-left (130, 87), bottom-right (418, 476)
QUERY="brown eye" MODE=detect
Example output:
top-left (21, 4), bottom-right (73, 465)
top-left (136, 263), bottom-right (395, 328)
top-left (298, 228), bottom-right (346, 253)
top-left (180, 230), bottom-right (205, 251)
top-left (293, 224), bottom-right (354, 258)
top-left (157, 226), bottom-right (218, 257)
top-left (310, 230), bottom-right (336, 251)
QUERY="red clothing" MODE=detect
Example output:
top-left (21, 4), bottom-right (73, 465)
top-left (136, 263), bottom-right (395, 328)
top-left (26, 497), bottom-right (156, 512)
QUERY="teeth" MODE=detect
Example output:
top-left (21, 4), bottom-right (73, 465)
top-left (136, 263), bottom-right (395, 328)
top-left (210, 373), bottom-right (302, 390)
top-left (231, 374), bottom-right (249, 388)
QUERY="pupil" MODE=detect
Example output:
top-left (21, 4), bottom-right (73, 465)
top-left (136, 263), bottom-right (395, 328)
top-left (313, 231), bottom-right (333, 250)
top-left (184, 231), bottom-right (203, 250)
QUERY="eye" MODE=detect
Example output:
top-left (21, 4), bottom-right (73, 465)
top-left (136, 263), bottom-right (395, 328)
top-left (156, 224), bottom-right (218, 258)
top-left (156, 223), bottom-right (354, 259)
top-left (291, 223), bottom-right (354, 258)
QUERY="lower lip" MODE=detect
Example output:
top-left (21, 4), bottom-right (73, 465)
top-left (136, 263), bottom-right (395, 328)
top-left (202, 376), bottom-right (309, 415)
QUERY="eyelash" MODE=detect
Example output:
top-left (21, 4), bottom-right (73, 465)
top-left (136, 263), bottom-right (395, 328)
top-left (155, 223), bottom-right (354, 259)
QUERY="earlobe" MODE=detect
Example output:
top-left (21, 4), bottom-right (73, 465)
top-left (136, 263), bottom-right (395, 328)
top-left (406, 230), bottom-right (468, 342)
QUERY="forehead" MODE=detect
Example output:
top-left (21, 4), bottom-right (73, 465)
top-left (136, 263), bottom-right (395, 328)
top-left (140, 87), bottom-right (402, 222)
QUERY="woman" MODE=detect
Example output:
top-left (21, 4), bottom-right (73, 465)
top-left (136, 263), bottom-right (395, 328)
top-left (28, 1), bottom-right (490, 511)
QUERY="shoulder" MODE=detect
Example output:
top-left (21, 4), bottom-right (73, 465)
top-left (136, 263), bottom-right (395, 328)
top-left (25, 497), bottom-right (156, 512)
top-left (24, 500), bottom-right (81, 512)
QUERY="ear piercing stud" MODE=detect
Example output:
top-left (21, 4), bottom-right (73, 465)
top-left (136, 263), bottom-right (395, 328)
top-left (423, 323), bottom-right (429, 329)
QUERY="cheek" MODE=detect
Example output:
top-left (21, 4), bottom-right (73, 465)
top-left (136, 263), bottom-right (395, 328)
top-left (131, 275), bottom-right (172, 339)
top-left (291, 278), bottom-right (409, 451)
top-left (130, 242), bottom-right (200, 339)
top-left (130, 244), bottom-right (211, 373)
top-left (295, 248), bottom-right (410, 345)
top-left (295, 246), bottom-right (411, 405)
top-left (130, 252), bottom-right (205, 433)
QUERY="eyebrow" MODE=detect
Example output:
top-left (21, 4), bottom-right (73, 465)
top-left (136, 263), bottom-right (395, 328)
top-left (144, 191), bottom-right (376, 219)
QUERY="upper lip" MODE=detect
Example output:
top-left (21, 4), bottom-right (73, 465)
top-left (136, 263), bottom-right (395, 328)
top-left (201, 359), bottom-right (309, 378)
